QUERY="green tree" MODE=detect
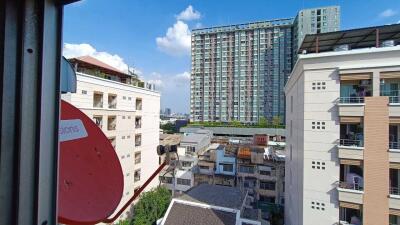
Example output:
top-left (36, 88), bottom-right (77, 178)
top-left (272, 116), bottom-right (282, 127)
top-left (133, 186), bottom-right (171, 225)
top-left (160, 122), bottom-right (176, 134)
top-left (258, 116), bottom-right (269, 128)
top-left (229, 120), bottom-right (242, 127)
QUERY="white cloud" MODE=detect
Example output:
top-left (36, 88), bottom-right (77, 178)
top-left (173, 71), bottom-right (190, 87)
top-left (176, 5), bottom-right (201, 21)
top-left (63, 43), bottom-right (138, 73)
top-left (156, 21), bottom-right (191, 56)
top-left (379, 9), bottom-right (397, 18)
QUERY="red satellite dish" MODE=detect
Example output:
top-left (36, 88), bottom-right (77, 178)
top-left (58, 100), bottom-right (123, 225)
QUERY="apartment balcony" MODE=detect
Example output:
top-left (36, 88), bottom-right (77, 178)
top-left (135, 116), bottom-right (142, 129)
top-left (339, 205), bottom-right (363, 225)
top-left (338, 97), bottom-right (365, 117)
top-left (108, 94), bottom-right (117, 109)
top-left (338, 163), bottom-right (364, 205)
top-left (338, 139), bottom-right (364, 160)
top-left (107, 116), bottom-right (116, 131)
top-left (390, 187), bottom-right (400, 210)
top-left (337, 181), bottom-right (364, 205)
top-left (390, 125), bottom-right (400, 162)
top-left (93, 92), bottom-right (103, 108)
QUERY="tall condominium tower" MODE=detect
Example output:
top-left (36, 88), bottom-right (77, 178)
top-left (190, 6), bottom-right (340, 123)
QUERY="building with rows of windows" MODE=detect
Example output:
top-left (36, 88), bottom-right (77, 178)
top-left (62, 56), bottom-right (160, 222)
top-left (190, 6), bottom-right (340, 123)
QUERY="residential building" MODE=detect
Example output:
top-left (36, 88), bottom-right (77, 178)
top-left (190, 6), bottom-right (340, 123)
top-left (285, 24), bottom-right (400, 225)
top-left (158, 184), bottom-right (261, 225)
top-left (159, 130), bottom-right (212, 194)
top-left (62, 56), bottom-right (160, 221)
top-left (293, 6), bottom-right (340, 60)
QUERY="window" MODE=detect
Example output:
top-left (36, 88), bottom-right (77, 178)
top-left (185, 146), bottom-right (196, 154)
top-left (290, 120), bottom-right (293, 137)
top-left (135, 134), bottom-right (142, 147)
top-left (135, 116), bottom-right (142, 128)
top-left (311, 201), bottom-right (325, 211)
top-left (93, 92), bottom-right (103, 108)
top-left (93, 115), bottom-right (103, 128)
top-left (311, 121), bottom-right (325, 130)
top-left (160, 176), bottom-right (172, 184)
top-left (259, 169), bottom-right (271, 176)
top-left (177, 178), bottom-right (191, 186)
top-left (260, 181), bottom-right (275, 190)
top-left (259, 195), bottom-right (275, 203)
top-left (181, 161), bottom-right (192, 167)
top-left (81, 90), bottom-right (87, 94)
top-left (136, 98), bottom-right (142, 110)
top-left (108, 94), bottom-right (117, 109)
top-left (239, 165), bottom-right (255, 174)
top-left (108, 136), bottom-right (116, 149)
top-left (311, 161), bottom-right (326, 170)
top-left (135, 152), bottom-right (141, 164)
top-left (199, 165), bottom-right (209, 170)
top-left (107, 116), bottom-right (116, 130)
top-left (221, 163), bottom-right (233, 172)
top-left (134, 169), bottom-right (141, 182)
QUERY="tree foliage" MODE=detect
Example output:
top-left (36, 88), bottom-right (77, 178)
top-left (132, 186), bottom-right (171, 225)
top-left (160, 122), bottom-right (176, 134)
top-left (258, 116), bottom-right (269, 128)
top-left (272, 115), bottom-right (282, 126)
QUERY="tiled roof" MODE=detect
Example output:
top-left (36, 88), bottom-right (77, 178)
top-left (73, 55), bottom-right (127, 75)
top-left (164, 203), bottom-right (236, 225)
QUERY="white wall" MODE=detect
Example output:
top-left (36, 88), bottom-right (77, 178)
top-left (62, 73), bottom-right (160, 221)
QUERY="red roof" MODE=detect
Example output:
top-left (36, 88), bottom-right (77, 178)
top-left (73, 56), bottom-right (127, 76)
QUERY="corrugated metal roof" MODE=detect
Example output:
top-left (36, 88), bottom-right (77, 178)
top-left (299, 23), bottom-right (400, 54)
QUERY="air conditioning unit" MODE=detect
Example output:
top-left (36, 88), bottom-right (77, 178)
top-left (381, 40), bottom-right (395, 47)
top-left (334, 44), bottom-right (350, 51)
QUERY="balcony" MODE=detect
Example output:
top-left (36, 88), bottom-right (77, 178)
top-left (390, 169), bottom-right (400, 210)
top-left (93, 115), bottom-right (103, 129)
top-left (135, 98), bottom-right (142, 111)
top-left (93, 92), bottom-right (103, 108)
top-left (339, 123), bottom-right (364, 150)
top-left (107, 116), bottom-right (116, 131)
top-left (135, 116), bottom-right (142, 129)
top-left (339, 206), bottom-right (362, 225)
top-left (338, 164), bottom-right (364, 204)
top-left (108, 94), bottom-right (117, 109)
top-left (135, 134), bottom-right (142, 147)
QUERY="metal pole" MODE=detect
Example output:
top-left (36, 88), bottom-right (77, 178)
top-left (0, 0), bottom-right (70, 224)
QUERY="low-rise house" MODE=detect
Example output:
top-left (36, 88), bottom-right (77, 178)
top-left (158, 184), bottom-right (261, 225)
top-left (159, 130), bottom-right (211, 194)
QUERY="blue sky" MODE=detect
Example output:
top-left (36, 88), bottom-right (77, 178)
top-left (63, 0), bottom-right (400, 113)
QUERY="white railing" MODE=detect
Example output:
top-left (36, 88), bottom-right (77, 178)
top-left (339, 139), bottom-right (363, 148)
top-left (338, 181), bottom-right (363, 191)
top-left (390, 142), bottom-right (399, 149)
top-left (339, 97), bottom-right (364, 104)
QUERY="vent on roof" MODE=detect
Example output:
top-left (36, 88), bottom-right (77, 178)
top-left (381, 40), bottom-right (395, 47)
top-left (334, 44), bottom-right (350, 52)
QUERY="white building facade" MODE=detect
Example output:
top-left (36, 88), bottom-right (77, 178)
top-left (62, 72), bottom-right (160, 221)
top-left (285, 25), bottom-right (400, 225)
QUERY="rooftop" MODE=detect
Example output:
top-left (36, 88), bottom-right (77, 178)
top-left (160, 134), bottom-right (182, 146)
top-left (298, 23), bottom-right (400, 54)
top-left (163, 202), bottom-right (236, 225)
top-left (177, 184), bottom-right (245, 210)
top-left (181, 133), bottom-right (208, 144)
top-left (192, 18), bottom-right (294, 34)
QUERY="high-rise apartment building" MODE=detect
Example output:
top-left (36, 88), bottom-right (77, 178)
top-left (190, 6), bottom-right (340, 123)
top-left (62, 56), bottom-right (161, 221)
top-left (285, 24), bottom-right (400, 225)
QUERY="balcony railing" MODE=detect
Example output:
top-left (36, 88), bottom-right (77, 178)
top-left (339, 97), bottom-right (364, 104)
top-left (339, 139), bottom-right (364, 148)
top-left (390, 142), bottom-right (400, 150)
top-left (390, 187), bottom-right (400, 196)
top-left (381, 90), bottom-right (400, 103)
top-left (338, 181), bottom-right (363, 191)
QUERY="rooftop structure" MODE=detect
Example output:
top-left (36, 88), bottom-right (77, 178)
top-left (158, 184), bottom-right (260, 225)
